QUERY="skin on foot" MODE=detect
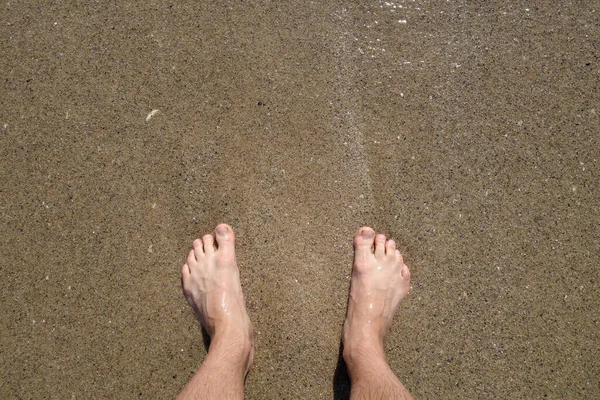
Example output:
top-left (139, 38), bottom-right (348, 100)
top-left (343, 227), bottom-right (412, 365)
top-left (181, 224), bottom-right (254, 375)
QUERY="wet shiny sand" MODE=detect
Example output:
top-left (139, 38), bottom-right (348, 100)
top-left (1, 1), bottom-right (598, 398)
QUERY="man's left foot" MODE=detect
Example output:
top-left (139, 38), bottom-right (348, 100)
top-left (181, 224), bottom-right (254, 375)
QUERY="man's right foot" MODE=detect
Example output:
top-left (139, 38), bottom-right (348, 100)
top-left (342, 227), bottom-right (412, 366)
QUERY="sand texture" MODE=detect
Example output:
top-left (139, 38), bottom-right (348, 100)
top-left (1, 1), bottom-right (599, 399)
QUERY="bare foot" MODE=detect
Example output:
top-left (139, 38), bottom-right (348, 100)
top-left (181, 224), bottom-right (254, 375)
top-left (343, 227), bottom-right (411, 366)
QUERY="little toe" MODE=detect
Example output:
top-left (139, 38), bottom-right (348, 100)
top-left (215, 223), bottom-right (235, 250)
top-left (401, 263), bottom-right (411, 279)
top-left (181, 263), bottom-right (191, 279)
top-left (202, 234), bottom-right (215, 255)
top-left (374, 234), bottom-right (387, 258)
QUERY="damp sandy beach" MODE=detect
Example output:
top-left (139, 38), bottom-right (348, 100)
top-left (1, 1), bottom-right (598, 398)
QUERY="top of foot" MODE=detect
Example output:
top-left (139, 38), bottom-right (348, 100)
top-left (181, 223), bottom-right (254, 373)
top-left (343, 226), bottom-right (411, 362)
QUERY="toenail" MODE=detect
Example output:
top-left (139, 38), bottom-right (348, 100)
top-left (388, 240), bottom-right (395, 247)
top-left (216, 225), bottom-right (228, 235)
top-left (360, 229), bottom-right (374, 239)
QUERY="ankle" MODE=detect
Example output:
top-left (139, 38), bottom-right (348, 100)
top-left (342, 338), bottom-right (386, 374)
top-left (209, 327), bottom-right (254, 371)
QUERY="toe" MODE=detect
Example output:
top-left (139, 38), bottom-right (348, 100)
top-left (395, 249), bottom-right (404, 265)
top-left (181, 263), bottom-right (191, 278)
top-left (353, 227), bottom-right (375, 269)
top-left (401, 263), bottom-right (411, 279)
top-left (187, 249), bottom-right (197, 266)
top-left (374, 234), bottom-right (386, 258)
top-left (193, 238), bottom-right (203, 259)
top-left (386, 239), bottom-right (396, 256)
top-left (354, 227), bottom-right (375, 247)
top-left (202, 234), bottom-right (215, 255)
top-left (181, 263), bottom-right (191, 295)
top-left (215, 223), bottom-right (235, 250)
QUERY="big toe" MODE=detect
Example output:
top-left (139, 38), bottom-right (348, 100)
top-left (215, 223), bottom-right (235, 250)
top-left (354, 227), bottom-right (375, 264)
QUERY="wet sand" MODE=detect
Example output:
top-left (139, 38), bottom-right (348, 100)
top-left (1, 1), bottom-right (599, 398)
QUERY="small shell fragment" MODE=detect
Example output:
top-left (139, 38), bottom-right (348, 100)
top-left (146, 109), bottom-right (160, 122)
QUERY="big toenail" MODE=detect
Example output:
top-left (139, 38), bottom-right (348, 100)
top-left (361, 229), bottom-right (374, 239)
top-left (216, 225), bottom-right (228, 235)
